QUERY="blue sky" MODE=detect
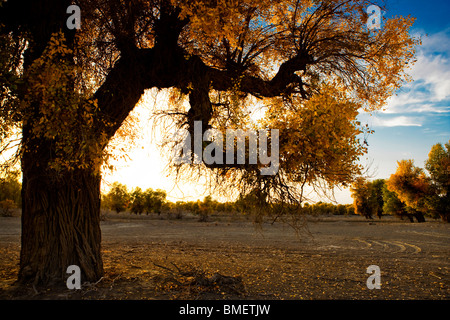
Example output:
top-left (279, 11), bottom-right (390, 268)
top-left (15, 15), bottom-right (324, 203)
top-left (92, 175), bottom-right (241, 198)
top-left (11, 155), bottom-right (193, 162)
top-left (355, 0), bottom-right (450, 185)
top-left (385, 0), bottom-right (450, 33)
top-left (106, 1), bottom-right (450, 204)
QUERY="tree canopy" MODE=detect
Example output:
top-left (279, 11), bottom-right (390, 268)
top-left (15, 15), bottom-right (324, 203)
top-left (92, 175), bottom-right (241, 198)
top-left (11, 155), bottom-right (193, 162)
top-left (1, 0), bottom-right (418, 191)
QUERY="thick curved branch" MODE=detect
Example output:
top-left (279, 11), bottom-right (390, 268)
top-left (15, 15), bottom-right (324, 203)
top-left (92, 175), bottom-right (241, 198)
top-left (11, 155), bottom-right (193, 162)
top-left (206, 53), bottom-right (312, 97)
top-left (93, 46), bottom-right (313, 145)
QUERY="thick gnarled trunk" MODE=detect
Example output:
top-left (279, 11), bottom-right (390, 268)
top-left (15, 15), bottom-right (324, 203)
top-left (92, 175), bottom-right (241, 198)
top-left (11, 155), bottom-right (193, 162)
top-left (19, 135), bottom-right (103, 286)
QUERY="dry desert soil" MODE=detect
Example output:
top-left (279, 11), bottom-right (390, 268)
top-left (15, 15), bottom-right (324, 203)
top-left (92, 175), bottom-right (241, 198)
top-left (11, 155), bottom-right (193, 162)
top-left (0, 212), bottom-right (448, 300)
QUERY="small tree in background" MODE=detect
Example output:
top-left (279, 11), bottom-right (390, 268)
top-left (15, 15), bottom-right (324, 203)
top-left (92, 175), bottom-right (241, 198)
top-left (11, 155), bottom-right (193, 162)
top-left (104, 182), bottom-right (130, 214)
top-left (0, 170), bottom-right (21, 208)
top-left (425, 141), bottom-right (450, 222)
top-left (371, 179), bottom-right (385, 219)
top-left (386, 160), bottom-right (427, 222)
top-left (142, 188), bottom-right (167, 215)
top-left (382, 184), bottom-right (412, 221)
top-left (197, 195), bottom-right (218, 222)
top-left (153, 189), bottom-right (167, 214)
top-left (130, 187), bottom-right (145, 215)
top-left (350, 177), bottom-right (375, 219)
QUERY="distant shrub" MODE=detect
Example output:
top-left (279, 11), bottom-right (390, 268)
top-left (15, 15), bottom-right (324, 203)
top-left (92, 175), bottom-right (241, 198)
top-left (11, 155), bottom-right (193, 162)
top-left (335, 204), bottom-right (347, 215)
top-left (0, 170), bottom-right (21, 208)
top-left (346, 204), bottom-right (355, 215)
top-left (0, 199), bottom-right (17, 217)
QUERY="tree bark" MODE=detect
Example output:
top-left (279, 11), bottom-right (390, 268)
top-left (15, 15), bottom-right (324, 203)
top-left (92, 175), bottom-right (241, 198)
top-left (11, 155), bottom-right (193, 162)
top-left (7, 0), bottom-right (105, 286)
top-left (19, 134), bottom-right (103, 286)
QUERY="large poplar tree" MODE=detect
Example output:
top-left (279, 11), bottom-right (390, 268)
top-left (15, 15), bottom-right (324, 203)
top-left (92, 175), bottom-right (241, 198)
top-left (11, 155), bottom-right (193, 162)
top-left (0, 0), bottom-right (418, 285)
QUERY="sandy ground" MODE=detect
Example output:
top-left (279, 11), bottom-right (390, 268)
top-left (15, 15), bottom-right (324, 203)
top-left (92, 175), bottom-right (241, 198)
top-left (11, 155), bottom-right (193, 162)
top-left (0, 212), bottom-right (449, 299)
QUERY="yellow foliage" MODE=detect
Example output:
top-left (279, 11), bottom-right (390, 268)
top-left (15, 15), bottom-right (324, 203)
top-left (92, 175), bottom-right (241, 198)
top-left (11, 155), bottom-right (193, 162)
top-left (262, 83), bottom-right (368, 187)
top-left (20, 32), bottom-right (117, 174)
top-left (386, 160), bottom-right (431, 212)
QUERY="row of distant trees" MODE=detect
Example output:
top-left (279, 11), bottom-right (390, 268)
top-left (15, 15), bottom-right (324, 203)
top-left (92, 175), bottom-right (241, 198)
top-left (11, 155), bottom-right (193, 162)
top-left (101, 181), bottom-right (358, 220)
top-left (2, 141), bottom-right (448, 223)
top-left (101, 182), bottom-right (167, 215)
top-left (350, 141), bottom-right (449, 222)
top-left (101, 183), bottom-right (239, 221)
top-left (100, 141), bottom-right (450, 223)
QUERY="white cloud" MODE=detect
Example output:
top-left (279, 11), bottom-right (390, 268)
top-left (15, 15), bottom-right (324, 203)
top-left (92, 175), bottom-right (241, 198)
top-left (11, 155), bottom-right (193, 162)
top-left (409, 53), bottom-right (450, 102)
top-left (383, 93), bottom-right (450, 114)
top-left (380, 29), bottom-right (450, 118)
top-left (414, 28), bottom-right (450, 56)
top-left (371, 115), bottom-right (423, 127)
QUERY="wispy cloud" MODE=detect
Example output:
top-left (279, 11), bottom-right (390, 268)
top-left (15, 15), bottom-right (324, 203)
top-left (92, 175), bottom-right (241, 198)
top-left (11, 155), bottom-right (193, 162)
top-left (409, 53), bottom-right (450, 102)
top-left (371, 115), bottom-right (423, 127)
top-left (383, 93), bottom-right (450, 114)
top-left (417, 28), bottom-right (450, 57)
top-left (377, 28), bottom-right (450, 128)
